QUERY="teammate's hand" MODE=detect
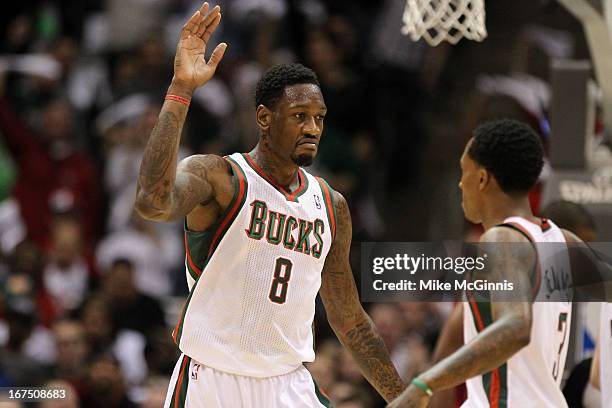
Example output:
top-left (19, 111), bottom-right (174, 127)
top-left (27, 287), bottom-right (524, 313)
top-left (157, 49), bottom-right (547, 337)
top-left (173, 2), bottom-right (227, 92)
top-left (386, 384), bottom-right (430, 408)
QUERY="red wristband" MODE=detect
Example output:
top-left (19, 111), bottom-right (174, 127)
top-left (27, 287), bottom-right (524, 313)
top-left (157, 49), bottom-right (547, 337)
top-left (165, 94), bottom-right (191, 106)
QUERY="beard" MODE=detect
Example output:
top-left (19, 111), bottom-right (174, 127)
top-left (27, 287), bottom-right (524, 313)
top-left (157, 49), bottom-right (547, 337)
top-left (292, 153), bottom-right (314, 167)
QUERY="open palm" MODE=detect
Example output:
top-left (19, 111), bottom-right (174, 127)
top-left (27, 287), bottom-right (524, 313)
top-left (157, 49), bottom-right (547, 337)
top-left (174, 2), bottom-right (227, 90)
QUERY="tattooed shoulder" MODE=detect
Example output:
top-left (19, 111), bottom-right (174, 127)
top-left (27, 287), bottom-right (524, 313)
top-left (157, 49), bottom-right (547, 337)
top-left (332, 190), bottom-right (348, 212)
top-left (330, 190), bottom-right (352, 245)
top-left (179, 154), bottom-right (231, 178)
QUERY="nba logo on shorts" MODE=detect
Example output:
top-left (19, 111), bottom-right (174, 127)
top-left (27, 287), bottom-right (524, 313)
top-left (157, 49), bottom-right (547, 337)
top-left (191, 363), bottom-right (200, 380)
top-left (314, 195), bottom-right (321, 209)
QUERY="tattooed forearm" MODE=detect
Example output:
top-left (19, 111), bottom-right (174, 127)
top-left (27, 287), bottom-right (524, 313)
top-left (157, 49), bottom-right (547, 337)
top-left (320, 192), bottom-right (405, 402)
top-left (139, 111), bottom-right (180, 192)
top-left (415, 227), bottom-right (536, 393)
top-left (339, 318), bottom-right (406, 402)
top-left (136, 80), bottom-right (219, 221)
top-left (419, 312), bottom-right (530, 392)
top-left (136, 90), bottom-right (188, 220)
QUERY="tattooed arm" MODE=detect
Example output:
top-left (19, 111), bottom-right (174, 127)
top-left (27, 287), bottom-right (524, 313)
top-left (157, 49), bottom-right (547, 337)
top-left (388, 227), bottom-right (535, 408)
top-left (135, 2), bottom-right (228, 221)
top-left (320, 191), bottom-right (405, 402)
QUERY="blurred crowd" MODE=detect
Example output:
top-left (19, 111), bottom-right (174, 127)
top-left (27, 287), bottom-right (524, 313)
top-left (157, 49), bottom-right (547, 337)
top-left (0, 0), bottom-right (602, 407)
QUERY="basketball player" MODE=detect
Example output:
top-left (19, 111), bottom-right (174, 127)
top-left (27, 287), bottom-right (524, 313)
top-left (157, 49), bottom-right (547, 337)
top-left (135, 3), bottom-right (405, 407)
top-left (541, 201), bottom-right (603, 407)
top-left (389, 120), bottom-right (576, 408)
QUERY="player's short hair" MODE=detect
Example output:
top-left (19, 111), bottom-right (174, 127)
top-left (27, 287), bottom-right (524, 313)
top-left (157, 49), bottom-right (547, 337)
top-left (255, 63), bottom-right (320, 109)
top-left (468, 119), bottom-right (544, 193)
top-left (541, 200), bottom-right (596, 233)
top-left (111, 257), bottom-right (134, 271)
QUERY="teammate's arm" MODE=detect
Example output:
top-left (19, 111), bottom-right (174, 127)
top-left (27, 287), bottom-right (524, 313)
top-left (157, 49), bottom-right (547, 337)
top-left (388, 227), bottom-right (535, 408)
top-left (135, 3), bottom-right (228, 222)
top-left (319, 191), bottom-right (405, 402)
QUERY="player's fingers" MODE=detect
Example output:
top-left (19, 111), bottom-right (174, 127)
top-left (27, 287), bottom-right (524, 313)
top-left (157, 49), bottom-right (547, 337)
top-left (181, 3), bottom-right (210, 37)
top-left (181, 10), bottom-right (200, 37)
top-left (202, 13), bottom-right (222, 44)
top-left (195, 18), bottom-right (208, 38)
top-left (197, 5), bottom-right (221, 38)
top-left (199, 2), bottom-right (209, 16)
top-left (207, 42), bottom-right (227, 69)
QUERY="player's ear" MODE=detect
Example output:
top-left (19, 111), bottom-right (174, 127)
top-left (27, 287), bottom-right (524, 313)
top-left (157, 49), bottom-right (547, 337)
top-left (256, 105), bottom-right (271, 132)
top-left (478, 168), bottom-right (489, 191)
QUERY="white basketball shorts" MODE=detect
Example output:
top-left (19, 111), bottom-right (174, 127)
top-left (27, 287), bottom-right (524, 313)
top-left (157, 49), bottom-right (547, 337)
top-left (163, 353), bottom-right (332, 408)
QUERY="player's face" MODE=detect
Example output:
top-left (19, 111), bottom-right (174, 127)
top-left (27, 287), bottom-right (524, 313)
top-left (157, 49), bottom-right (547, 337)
top-left (268, 84), bottom-right (326, 166)
top-left (459, 140), bottom-right (484, 223)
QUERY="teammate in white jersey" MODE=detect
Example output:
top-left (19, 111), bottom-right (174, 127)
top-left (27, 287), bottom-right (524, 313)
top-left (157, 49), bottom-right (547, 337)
top-left (134, 3), bottom-right (405, 407)
top-left (390, 120), bottom-right (580, 408)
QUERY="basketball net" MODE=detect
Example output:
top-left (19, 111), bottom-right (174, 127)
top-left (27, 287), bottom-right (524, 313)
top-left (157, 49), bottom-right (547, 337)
top-left (401, 0), bottom-right (487, 46)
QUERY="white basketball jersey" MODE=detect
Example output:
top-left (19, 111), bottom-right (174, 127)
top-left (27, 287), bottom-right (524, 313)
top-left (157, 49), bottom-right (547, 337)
top-left (601, 303), bottom-right (612, 408)
top-left (171, 153), bottom-right (336, 378)
top-left (462, 217), bottom-right (572, 408)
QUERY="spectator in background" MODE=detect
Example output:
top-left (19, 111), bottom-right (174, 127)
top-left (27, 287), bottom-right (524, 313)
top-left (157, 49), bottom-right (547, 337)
top-left (369, 305), bottom-right (406, 364)
top-left (0, 308), bottom-right (47, 387)
top-left (101, 258), bottom-right (165, 337)
top-left (1, 10), bottom-right (37, 54)
top-left (368, 0), bottom-right (435, 190)
top-left (81, 355), bottom-right (136, 408)
top-left (369, 303), bottom-right (432, 382)
top-left (0, 92), bottom-right (100, 246)
top-left (98, 259), bottom-right (166, 391)
top-left (96, 212), bottom-right (182, 297)
top-left (75, 266), bottom-right (155, 394)
top-left (304, 25), bottom-right (384, 238)
top-left (337, 347), bottom-right (367, 386)
top-left (79, 295), bottom-right (114, 358)
top-left (49, 36), bottom-right (112, 114)
top-left (304, 26), bottom-right (369, 165)
top-left (136, 35), bottom-right (174, 95)
top-left (50, 319), bottom-right (89, 398)
top-left (1, 238), bottom-right (57, 366)
top-left (3, 240), bottom-right (56, 326)
top-left (43, 215), bottom-right (92, 317)
top-left (110, 54), bottom-right (145, 98)
top-left (143, 327), bottom-right (179, 378)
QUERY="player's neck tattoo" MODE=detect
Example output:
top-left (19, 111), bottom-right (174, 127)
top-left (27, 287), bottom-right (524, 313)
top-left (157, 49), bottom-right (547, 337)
top-left (250, 150), bottom-right (300, 192)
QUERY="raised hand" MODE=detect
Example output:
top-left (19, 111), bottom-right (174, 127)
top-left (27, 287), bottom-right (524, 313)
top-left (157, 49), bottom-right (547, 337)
top-left (173, 2), bottom-right (227, 92)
